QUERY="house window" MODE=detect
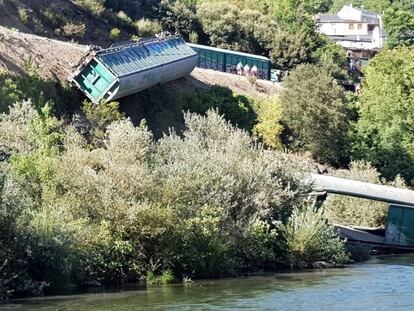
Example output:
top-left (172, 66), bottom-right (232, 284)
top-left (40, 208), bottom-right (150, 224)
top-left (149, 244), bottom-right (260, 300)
top-left (349, 24), bottom-right (354, 30)
top-left (357, 24), bottom-right (362, 30)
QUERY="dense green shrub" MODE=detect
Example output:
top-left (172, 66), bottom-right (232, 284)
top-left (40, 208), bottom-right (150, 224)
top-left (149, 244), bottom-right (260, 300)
top-left (182, 86), bottom-right (256, 132)
top-left (0, 70), bottom-right (82, 114)
top-left (253, 97), bottom-right (283, 149)
top-left (281, 64), bottom-right (349, 165)
top-left (280, 205), bottom-right (349, 268)
top-left (134, 18), bottom-right (162, 38)
top-left (75, 0), bottom-right (105, 16)
top-left (196, 2), bottom-right (275, 54)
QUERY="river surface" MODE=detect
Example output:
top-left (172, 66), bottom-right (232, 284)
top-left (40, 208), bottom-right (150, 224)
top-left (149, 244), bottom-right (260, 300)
top-left (2, 254), bottom-right (414, 311)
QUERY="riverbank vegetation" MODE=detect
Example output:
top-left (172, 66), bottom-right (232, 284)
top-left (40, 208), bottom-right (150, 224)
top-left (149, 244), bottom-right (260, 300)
top-left (0, 103), bottom-right (348, 301)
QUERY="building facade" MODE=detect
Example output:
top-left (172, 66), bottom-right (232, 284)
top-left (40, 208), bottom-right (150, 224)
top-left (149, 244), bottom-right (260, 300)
top-left (315, 5), bottom-right (386, 52)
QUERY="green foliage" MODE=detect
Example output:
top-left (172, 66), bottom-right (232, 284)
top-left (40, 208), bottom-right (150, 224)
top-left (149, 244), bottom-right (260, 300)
top-left (18, 8), bottom-right (30, 24)
top-left (0, 70), bottom-right (82, 114)
top-left (189, 30), bottom-right (199, 43)
top-left (312, 36), bottom-right (349, 79)
top-left (134, 18), bottom-right (162, 38)
top-left (82, 101), bottom-right (124, 146)
top-left (109, 27), bottom-right (121, 40)
top-left (182, 86), bottom-right (257, 132)
top-left (75, 0), bottom-right (105, 16)
top-left (252, 97), bottom-right (283, 149)
top-left (329, 0), bottom-right (391, 13)
top-left (351, 46), bottom-right (414, 182)
top-left (159, 0), bottom-right (199, 39)
top-left (384, 7), bottom-right (414, 48)
top-left (323, 161), bottom-right (407, 227)
top-left (280, 205), bottom-right (349, 268)
top-left (147, 269), bottom-right (175, 285)
top-left (196, 2), bottom-right (276, 54)
top-left (269, 27), bottom-right (317, 70)
top-left (281, 64), bottom-right (349, 165)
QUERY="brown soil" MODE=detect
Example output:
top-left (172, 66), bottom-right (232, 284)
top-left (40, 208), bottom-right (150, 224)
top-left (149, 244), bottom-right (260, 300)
top-left (0, 25), bottom-right (89, 81)
top-left (188, 68), bottom-right (282, 98)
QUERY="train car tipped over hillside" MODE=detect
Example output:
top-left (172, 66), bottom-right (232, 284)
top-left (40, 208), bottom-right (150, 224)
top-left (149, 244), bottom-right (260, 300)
top-left (69, 35), bottom-right (198, 103)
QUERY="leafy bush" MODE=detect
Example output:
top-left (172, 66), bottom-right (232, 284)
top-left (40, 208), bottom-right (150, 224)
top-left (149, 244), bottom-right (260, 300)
top-left (196, 2), bottom-right (275, 54)
top-left (0, 69), bottom-right (82, 116)
top-left (281, 64), bottom-right (349, 165)
top-left (62, 22), bottom-right (86, 38)
top-left (75, 0), bottom-right (105, 16)
top-left (147, 269), bottom-right (175, 285)
top-left (182, 86), bottom-right (256, 132)
top-left (109, 27), bottom-right (121, 40)
top-left (18, 8), bottom-right (30, 24)
top-left (189, 30), bottom-right (198, 43)
top-left (280, 205), bottom-right (349, 268)
top-left (135, 18), bottom-right (162, 38)
top-left (253, 97), bottom-right (283, 149)
top-left (323, 161), bottom-right (407, 227)
top-left (159, 0), bottom-right (199, 39)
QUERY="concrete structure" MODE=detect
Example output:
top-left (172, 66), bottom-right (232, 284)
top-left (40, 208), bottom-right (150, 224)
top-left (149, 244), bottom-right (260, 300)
top-left (310, 173), bottom-right (414, 206)
top-left (70, 36), bottom-right (198, 103)
top-left (315, 5), bottom-right (386, 52)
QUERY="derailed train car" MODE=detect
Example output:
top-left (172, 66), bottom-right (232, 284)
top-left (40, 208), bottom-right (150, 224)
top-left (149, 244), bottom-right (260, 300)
top-left (187, 43), bottom-right (272, 80)
top-left (70, 35), bottom-right (198, 103)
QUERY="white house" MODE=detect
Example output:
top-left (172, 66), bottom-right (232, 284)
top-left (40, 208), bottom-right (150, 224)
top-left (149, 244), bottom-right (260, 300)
top-left (315, 5), bottom-right (386, 52)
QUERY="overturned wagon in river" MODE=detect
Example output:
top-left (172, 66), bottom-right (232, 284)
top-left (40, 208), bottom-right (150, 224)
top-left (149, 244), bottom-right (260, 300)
top-left (70, 36), bottom-right (198, 103)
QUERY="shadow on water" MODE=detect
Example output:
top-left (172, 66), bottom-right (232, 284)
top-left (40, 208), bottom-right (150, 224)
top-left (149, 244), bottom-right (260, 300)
top-left (3, 254), bottom-right (414, 311)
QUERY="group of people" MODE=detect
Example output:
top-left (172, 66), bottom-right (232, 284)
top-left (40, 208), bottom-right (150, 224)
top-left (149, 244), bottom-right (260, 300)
top-left (236, 62), bottom-right (258, 77)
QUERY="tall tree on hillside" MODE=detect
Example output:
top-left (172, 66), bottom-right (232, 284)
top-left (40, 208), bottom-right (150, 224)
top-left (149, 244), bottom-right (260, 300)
top-left (281, 64), bottom-right (349, 165)
top-left (384, 7), bottom-right (414, 48)
top-left (351, 46), bottom-right (414, 182)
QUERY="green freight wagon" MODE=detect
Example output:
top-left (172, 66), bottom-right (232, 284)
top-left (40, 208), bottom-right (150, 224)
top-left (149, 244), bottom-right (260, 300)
top-left (187, 43), bottom-right (271, 80)
top-left (70, 36), bottom-right (198, 103)
top-left (386, 204), bottom-right (414, 247)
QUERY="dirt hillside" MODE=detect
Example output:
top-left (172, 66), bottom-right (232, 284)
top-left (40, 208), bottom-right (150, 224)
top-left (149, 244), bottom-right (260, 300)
top-left (0, 26), bottom-right (89, 81)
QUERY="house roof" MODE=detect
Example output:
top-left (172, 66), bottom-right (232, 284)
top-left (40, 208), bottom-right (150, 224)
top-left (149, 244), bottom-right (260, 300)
top-left (316, 5), bottom-right (380, 24)
top-left (96, 36), bottom-right (197, 77)
top-left (316, 14), bottom-right (359, 23)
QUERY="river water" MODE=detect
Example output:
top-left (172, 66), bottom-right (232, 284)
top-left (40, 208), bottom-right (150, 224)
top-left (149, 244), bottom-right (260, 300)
top-left (2, 254), bottom-right (414, 311)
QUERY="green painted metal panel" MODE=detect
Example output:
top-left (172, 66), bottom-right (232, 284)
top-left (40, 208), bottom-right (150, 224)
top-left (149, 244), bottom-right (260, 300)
top-left (74, 59), bottom-right (116, 102)
top-left (385, 204), bottom-right (414, 246)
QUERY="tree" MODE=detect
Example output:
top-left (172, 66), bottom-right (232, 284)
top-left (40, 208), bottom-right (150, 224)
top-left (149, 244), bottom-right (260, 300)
top-left (329, 0), bottom-right (391, 13)
top-left (281, 64), bottom-right (349, 165)
top-left (351, 46), bottom-right (414, 182)
top-left (312, 36), bottom-right (349, 80)
top-left (384, 7), bottom-right (414, 48)
top-left (269, 27), bottom-right (317, 70)
top-left (159, 0), bottom-right (199, 40)
top-left (196, 2), bottom-right (276, 54)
